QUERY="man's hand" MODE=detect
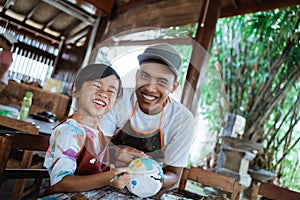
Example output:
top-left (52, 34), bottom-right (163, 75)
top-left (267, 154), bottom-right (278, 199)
top-left (151, 166), bottom-right (183, 199)
top-left (110, 145), bottom-right (148, 167)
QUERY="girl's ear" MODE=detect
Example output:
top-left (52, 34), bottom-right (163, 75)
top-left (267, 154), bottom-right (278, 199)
top-left (71, 84), bottom-right (77, 97)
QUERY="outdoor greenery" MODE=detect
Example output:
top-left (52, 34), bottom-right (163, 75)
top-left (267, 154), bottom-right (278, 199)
top-left (196, 6), bottom-right (300, 191)
top-left (96, 5), bottom-right (299, 191)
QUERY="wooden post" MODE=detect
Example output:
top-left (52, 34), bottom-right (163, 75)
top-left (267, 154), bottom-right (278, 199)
top-left (181, 0), bottom-right (222, 116)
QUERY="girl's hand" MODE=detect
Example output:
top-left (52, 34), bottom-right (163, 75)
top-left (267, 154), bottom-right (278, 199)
top-left (108, 167), bottom-right (131, 189)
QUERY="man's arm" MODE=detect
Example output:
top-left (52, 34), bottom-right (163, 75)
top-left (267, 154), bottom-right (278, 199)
top-left (162, 165), bottom-right (182, 189)
top-left (109, 145), bottom-right (149, 167)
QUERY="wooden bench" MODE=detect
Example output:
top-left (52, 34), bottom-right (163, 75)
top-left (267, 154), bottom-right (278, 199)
top-left (251, 182), bottom-right (300, 200)
top-left (179, 167), bottom-right (242, 200)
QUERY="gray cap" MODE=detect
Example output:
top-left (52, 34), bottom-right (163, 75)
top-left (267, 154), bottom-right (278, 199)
top-left (137, 43), bottom-right (181, 77)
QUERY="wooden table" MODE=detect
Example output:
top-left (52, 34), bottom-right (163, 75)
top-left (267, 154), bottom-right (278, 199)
top-left (39, 187), bottom-right (208, 200)
top-left (39, 186), bottom-right (154, 200)
top-left (0, 115), bottom-right (57, 135)
top-left (0, 115), bottom-right (39, 134)
top-left (25, 117), bottom-right (58, 135)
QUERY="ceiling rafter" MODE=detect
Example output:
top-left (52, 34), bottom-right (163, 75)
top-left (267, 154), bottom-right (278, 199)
top-left (1, 0), bottom-right (15, 12)
top-left (42, 11), bottom-right (62, 30)
top-left (114, 0), bottom-right (159, 15)
top-left (42, 0), bottom-right (96, 25)
top-left (23, 1), bottom-right (42, 22)
top-left (0, 0), bottom-right (102, 45)
top-left (62, 20), bottom-right (85, 37)
top-left (65, 27), bottom-right (90, 44)
top-left (73, 32), bottom-right (88, 45)
top-left (0, 13), bottom-right (60, 42)
top-left (230, 0), bottom-right (239, 9)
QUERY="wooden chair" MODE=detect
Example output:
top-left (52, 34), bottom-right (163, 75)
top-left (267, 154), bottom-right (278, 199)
top-left (0, 132), bottom-right (50, 200)
top-left (0, 115), bottom-right (41, 199)
top-left (251, 182), bottom-right (300, 200)
top-left (179, 167), bottom-right (242, 200)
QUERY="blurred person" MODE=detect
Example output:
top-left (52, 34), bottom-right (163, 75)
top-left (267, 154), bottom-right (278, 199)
top-left (0, 31), bottom-right (17, 92)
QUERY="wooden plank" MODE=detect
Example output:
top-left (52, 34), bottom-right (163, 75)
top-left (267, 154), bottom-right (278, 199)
top-left (105, 0), bottom-right (300, 39)
top-left (179, 167), bottom-right (242, 200)
top-left (189, 168), bottom-right (235, 192)
top-left (0, 135), bottom-right (12, 185)
top-left (258, 182), bottom-right (300, 200)
top-left (0, 116), bottom-right (39, 135)
top-left (11, 133), bottom-right (50, 151)
top-left (85, 0), bottom-right (115, 14)
top-left (181, 0), bottom-right (222, 114)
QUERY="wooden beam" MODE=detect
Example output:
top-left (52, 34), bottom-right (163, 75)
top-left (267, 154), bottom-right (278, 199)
top-left (0, 14), bottom-right (61, 43)
top-left (23, 1), bottom-right (42, 23)
top-left (105, 0), bottom-right (300, 39)
top-left (43, 11), bottom-right (62, 30)
top-left (0, 116), bottom-right (39, 135)
top-left (85, 0), bottom-right (115, 15)
top-left (104, 0), bottom-right (201, 39)
top-left (114, 0), bottom-right (157, 15)
top-left (97, 37), bottom-right (193, 47)
top-left (42, 0), bottom-right (95, 25)
top-left (220, 0), bottom-right (300, 18)
top-left (181, 0), bottom-right (223, 115)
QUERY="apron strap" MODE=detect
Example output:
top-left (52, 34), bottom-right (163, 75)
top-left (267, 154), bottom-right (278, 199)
top-left (130, 100), bottom-right (167, 152)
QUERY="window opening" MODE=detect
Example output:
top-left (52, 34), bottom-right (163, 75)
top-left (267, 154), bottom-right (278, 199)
top-left (0, 26), bottom-right (58, 87)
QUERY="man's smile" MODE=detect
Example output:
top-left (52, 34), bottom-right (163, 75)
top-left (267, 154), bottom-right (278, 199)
top-left (142, 92), bottom-right (158, 102)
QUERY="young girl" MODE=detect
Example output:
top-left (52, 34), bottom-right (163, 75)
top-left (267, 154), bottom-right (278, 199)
top-left (43, 64), bottom-right (130, 194)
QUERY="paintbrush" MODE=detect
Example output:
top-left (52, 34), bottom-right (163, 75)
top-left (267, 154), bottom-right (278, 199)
top-left (109, 172), bottom-right (125, 182)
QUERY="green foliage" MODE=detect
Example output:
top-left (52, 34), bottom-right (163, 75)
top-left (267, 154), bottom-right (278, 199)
top-left (210, 6), bottom-right (300, 191)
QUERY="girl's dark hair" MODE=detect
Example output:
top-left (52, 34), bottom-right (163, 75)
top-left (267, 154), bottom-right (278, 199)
top-left (74, 64), bottom-right (123, 98)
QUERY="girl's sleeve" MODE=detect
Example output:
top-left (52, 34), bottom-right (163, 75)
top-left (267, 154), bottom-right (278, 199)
top-left (44, 121), bottom-right (85, 186)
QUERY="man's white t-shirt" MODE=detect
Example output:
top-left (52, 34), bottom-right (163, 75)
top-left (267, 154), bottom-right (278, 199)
top-left (100, 88), bottom-right (196, 167)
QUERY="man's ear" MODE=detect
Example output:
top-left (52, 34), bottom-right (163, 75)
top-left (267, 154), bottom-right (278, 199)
top-left (171, 81), bottom-right (179, 93)
top-left (135, 69), bottom-right (140, 79)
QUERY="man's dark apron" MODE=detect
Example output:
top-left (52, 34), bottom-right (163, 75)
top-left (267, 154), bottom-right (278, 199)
top-left (111, 101), bottom-right (165, 162)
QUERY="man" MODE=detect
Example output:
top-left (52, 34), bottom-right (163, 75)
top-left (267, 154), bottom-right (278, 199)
top-left (100, 43), bottom-right (195, 190)
top-left (0, 31), bottom-right (17, 92)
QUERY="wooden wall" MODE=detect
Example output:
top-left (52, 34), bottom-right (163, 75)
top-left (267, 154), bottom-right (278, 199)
top-left (0, 81), bottom-right (71, 120)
